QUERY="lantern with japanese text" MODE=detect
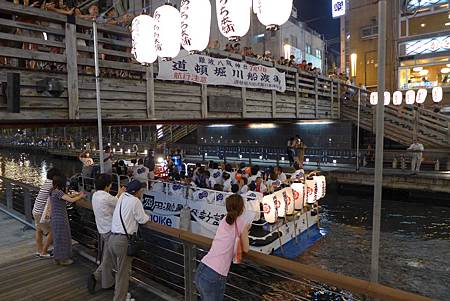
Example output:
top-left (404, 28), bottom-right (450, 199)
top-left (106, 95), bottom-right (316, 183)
top-left (291, 183), bottom-right (305, 210)
top-left (370, 92), bottom-right (378, 105)
top-left (384, 91), bottom-right (391, 105)
top-left (405, 90), bottom-right (415, 105)
top-left (131, 15), bottom-right (157, 64)
top-left (393, 91), bottom-right (402, 106)
top-left (313, 175), bottom-right (326, 200)
top-left (216, 0), bottom-right (251, 41)
top-left (416, 88), bottom-right (427, 104)
top-left (262, 194), bottom-right (277, 223)
top-left (254, 0), bottom-right (293, 31)
top-left (432, 86), bottom-right (443, 103)
top-left (180, 0), bottom-right (211, 53)
top-left (305, 179), bottom-right (317, 204)
top-left (282, 188), bottom-right (295, 215)
top-left (154, 5), bottom-right (182, 60)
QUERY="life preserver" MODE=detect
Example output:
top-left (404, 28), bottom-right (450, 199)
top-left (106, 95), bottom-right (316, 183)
top-left (291, 183), bottom-right (305, 210)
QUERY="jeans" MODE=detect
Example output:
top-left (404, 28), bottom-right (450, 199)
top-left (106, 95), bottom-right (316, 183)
top-left (195, 262), bottom-right (227, 301)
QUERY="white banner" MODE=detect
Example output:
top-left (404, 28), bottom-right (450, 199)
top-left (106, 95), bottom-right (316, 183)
top-left (158, 54), bottom-right (286, 92)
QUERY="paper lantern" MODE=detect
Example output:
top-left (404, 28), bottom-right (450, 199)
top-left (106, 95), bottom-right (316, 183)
top-left (305, 179), bottom-right (316, 204)
top-left (154, 5), bottom-right (181, 60)
top-left (282, 188), bottom-right (295, 215)
top-left (384, 91), bottom-right (391, 106)
top-left (432, 86), bottom-right (443, 103)
top-left (393, 91), bottom-right (402, 106)
top-left (314, 175), bottom-right (326, 199)
top-left (262, 194), bottom-right (277, 223)
top-left (216, 0), bottom-right (251, 41)
top-left (180, 0), bottom-right (211, 53)
top-left (416, 88), bottom-right (427, 104)
top-left (291, 183), bottom-right (305, 210)
top-left (370, 92), bottom-right (378, 105)
top-left (131, 15), bottom-right (157, 64)
top-left (405, 90), bottom-right (415, 105)
top-left (255, 0), bottom-right (293, 31)
top-left (274, 190), bottom-right (286, 218)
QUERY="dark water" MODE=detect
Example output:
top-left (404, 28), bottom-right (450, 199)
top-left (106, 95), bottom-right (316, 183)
top-left (0, 150), bottom-right (449, 300)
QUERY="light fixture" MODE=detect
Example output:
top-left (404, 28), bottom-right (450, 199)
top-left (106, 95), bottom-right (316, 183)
top-left (416, 88), bottom-right (427, 104)
top-left (204, 152), bottom-right (208, 157)
top-left (144, 149), bottom-right (148, 155)
top-left (432, 86), bottom-right (443, 103)
top-left (441, 67), bottom-right (450, 73)
top-left (216, 0), bottom-right (251, 41)
top-left (420, 23), bottom-right (426, 27)
top-left (419, 69), bottom-right (429, 76)
top-left (180, 0), bottom-right (211, 53)
top-left (305, 158), bottom-right (310, 162)
top-left (281, 157), bottom-right (285, 161)
top-left (131, 15), bottom-right (157, 64)
top-left (445, 22), bottom-right (450, 26)
top-left (447, 64), bottom-right (450, 67)
top-left (249, 123), bottom-right (276, 129)
top-left (255, 0), bottom-right (293, 31)
top-left (283, 44), bottom-right (291, 59)
top-left (239, 154), bottom-right (242, 159)
top-left (154, 5), bottom-right (182, 60)
top-left (332, 159), bottom-right (337, 164)
top-left (393, 91), bottom-right (403, 106)
top-left (157, 157), bottom-right (164, 163)
top-left (207, 124), bottom-right (233, 128)
top-left (259, 155), bottom-right (263, 160)
top-left (412, 66), bottom-right (423, 72)
top-left (350, 53), bottom-right (357, 78)
top-left (405, 90), bottom-right (415, 105)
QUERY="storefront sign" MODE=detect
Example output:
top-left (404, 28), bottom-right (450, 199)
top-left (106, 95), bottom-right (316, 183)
top-left (158, 54), bottom-right (286, 92)
top-left (332, 0), bottom-right (345, 18)
top-left (402, 36), bottom-right (450, 56)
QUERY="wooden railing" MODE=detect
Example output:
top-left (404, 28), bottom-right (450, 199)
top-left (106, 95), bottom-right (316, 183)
top-left (0, 1), bottom-right (343, 122)
top-left (0, 175), bottom-right (438, 301)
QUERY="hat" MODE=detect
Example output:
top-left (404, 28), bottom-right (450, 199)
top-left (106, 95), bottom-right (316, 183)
top-left (126, 180), bottom-right (145, 195)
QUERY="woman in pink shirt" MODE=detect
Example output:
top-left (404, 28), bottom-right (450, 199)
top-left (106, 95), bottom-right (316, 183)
top-left (195, 194), bottom-right (250, 300)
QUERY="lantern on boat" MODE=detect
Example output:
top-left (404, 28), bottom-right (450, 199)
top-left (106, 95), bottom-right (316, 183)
top-left (392, 91), bottom-right (402, 106)
top-left (405, 90), bottom-right (415, 105)
top-left (154, 5), bottom-right (181, 60)
top-left (216, 0), bottom-right (251, 41)
top-left (131, 15), bottom-right (157, 64)
top-left (305, 179), bottom-right (316, 204)
top-left (291, 182), bottom-right (305, 210)
top-left (432, 86), bottom-right (443, 103)
top-left (273, 190), bottom-right (286, 218)
top-left (416, 88), bottom-right (427, 104)
top-left (262, 194), bottom-right (277, 223)
top-left (369, 92), bottom-right (378, 105)
top-left (180, 0), bottom-right (211, 53)
top-left (282, 188), bottom-right (295, 215)
top-left (254, 0), bottom-right (293, 31)
top-left (384, 91), bottom-right (391, 106)
top-left (313, 176), bottom-right (326, 200)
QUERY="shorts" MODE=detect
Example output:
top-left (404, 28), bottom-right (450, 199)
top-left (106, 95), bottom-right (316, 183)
top-left (33, 212), bottom-right (51, 235)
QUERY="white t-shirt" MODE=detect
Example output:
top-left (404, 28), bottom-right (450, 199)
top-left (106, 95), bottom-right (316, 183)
top-left (92, 190), bottom-right (118, 234)
top-left (278, 173), bottom-right (287, 183)
top-left (240, 185), bottom-right (249, 194)
top-left (132, 165), bottom-right (149, 183)
top-left (210, 169), bottom-right (223, 185)
top-left (223, 179), bottom-right (232, 192)
top-left (111, 193), bottom-right (149, 235)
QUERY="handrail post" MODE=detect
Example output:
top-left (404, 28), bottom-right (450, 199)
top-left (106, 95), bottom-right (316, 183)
top-left (330, 79), bottom-right (334, 119)
top-left (183, 241), bottom-right (197, 301)
top-left (295, 73), bottom-right (300, 119)
top-left (337, 82), bottom-right (341, 119)
top-left (146, 64), bottom-right (155, 118)
top-left (271, 90), bottom-right (277, 118)
top-left (65, 15), bottom-right (80, 119)
top-left (201, 84), bottom-right (208, 119)
top-left (24, 188), bottom-right (32, 222)
top-left (314, 77), bottom-right (319, 119)
top-left (6, 181), bottom-right (13, 209)
top-left (241, 87), bottom-right (247, 118)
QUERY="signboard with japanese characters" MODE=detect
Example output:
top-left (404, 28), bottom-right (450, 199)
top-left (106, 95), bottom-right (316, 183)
top-left (332, 0), bottom-right (345, 18)
top-left (157, 54), bottom-right (286, 92)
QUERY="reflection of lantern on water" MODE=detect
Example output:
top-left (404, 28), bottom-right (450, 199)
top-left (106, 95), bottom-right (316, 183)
top-left (282, 188), bottom-right (295, 215)
top-left (291, 183), bottom-right (305, 210)
top-left (305, 179), bottom-right (316, 204)
top-left (262, 195), bottom-right (276, 223)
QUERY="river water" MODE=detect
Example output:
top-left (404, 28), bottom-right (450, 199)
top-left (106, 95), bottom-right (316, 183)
top-left (0, 150), bottom-right (448, 300)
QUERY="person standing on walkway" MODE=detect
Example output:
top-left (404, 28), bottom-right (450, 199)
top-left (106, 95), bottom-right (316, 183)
top-left (195, 194), bottom-right (251, 301)
top-left (32, 167), bottom-right (61, 258)
top-left (109, 180), bottom-right (149, 301)
top-left (50, 175), bottom-right (85, 266)
top-left (88, 174), bottom-right (126, 294)
top-left (408, 139), bottom-right (424, 174)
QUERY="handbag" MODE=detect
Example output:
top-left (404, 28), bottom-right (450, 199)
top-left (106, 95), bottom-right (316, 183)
top-left (40, 197), bottom-right (52, 224)
top-left (119, 199), bottom-right (144, 257)
top-left (232, 222), bottom-right (242, 264)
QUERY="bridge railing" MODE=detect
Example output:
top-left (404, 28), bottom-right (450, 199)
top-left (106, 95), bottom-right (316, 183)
top-left (0, 175), bottom-right (437, 301)
top-left (0, 1), bottom-right (348, 121)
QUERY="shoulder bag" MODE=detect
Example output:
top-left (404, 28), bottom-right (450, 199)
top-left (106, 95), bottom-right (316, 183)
top-left (119, 199), bottom-right (144, 257)
top-left (232, 221), bottom-right (243, 264)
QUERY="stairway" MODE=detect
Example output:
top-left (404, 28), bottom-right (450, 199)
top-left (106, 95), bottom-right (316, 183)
top-left (341, 97), bottom-right (449, 149)
top-left (153, 124), bottom-right (198, 145)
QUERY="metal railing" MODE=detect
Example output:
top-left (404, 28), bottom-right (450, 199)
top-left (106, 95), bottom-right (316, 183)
top-left (0, 175), bottom-right (438, 301)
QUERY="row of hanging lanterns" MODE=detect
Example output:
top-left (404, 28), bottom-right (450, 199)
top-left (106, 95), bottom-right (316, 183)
top-left (131, 0), bottom-right (293, 64)
top-left (369, 87), bottom-right (443, 106)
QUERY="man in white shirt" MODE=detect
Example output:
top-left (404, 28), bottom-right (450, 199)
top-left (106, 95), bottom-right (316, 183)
top-left (407, 139), bottom-right (424, 173)
top-left (88, 174), bottom-right (126, 294)
top-left (108, 180), bottom-right (149, 301)
top-left (275, 166), bottom-right (287, 183)
top-left (132, 159), bottom-right (150, 185)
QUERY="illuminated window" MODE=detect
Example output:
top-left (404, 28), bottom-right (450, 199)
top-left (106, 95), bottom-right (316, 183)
top-left (315, 49), bottom-right (322, 59)
top-left (408, 11), bottom-right (449, 36)
top-left (305, 44), bottom-right (311, 54)
top-left (398, 56), bottom-right (450, 89)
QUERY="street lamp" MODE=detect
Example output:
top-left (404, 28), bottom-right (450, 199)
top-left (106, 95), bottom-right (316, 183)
top-left (350, 52), bottom-right (357, 84)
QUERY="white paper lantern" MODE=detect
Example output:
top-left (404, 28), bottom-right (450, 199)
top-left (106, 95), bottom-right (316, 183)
top-left (432, 86), bottom-right (443, 103)
top-left (405, 90), bottom-right (415, 105)
top-left (291, 183), bottom-right (305, 210)
top-left (255, 0), bottom-right (293, 31)
top-left (370, 92), bottom-right (378, 105)
top-left (393, 91), bottom-right (402, 106)
top-left (282, 188), bottom-right (295, 215)
top-left (384, 91), bottom-right (391, 106)
top-left (262, 194), bottom-right (277, 223)
top-left (131, 15), bottom-right (157, 64)
top-left (305, 179), bottom-right (316, 204)
top-left (180, 0), bottom-right (211, 53)
top-left (154, 5), bottom-right (181, 60)
top-left (216, 0), bottom-right (251, 41)
top-left (416, 88), bottom-right (427, 104)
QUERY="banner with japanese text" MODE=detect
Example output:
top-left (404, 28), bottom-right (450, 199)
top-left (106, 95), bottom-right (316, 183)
top-left (157, 54), bottom-right (286, 92)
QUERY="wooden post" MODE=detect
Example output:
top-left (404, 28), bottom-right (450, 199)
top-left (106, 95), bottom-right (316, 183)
top-left (201, 84), bottom-right (208, 118)
top-left (330, 80), bottom-right (334, 119)
top-left (272, 90), bottom-right (276, 118)
top-left (23, 188), bottom-right (32, 222)
top-left (146, 64), bottom-right (155, 119)
top-left (5, 181), bottom-right (12, 209)
top-left (241, 87), bottom-right (247, 118)
top-left (65, 18), bottom-right (79, 119)
top-left (337, 82), bottom-right (341, 119)
top-left (447, 120), bottom-right (450, 145)
top-left (295, 73), bottom-right (300, 119)
top-left (314, 78), bottom-right (319, 118)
